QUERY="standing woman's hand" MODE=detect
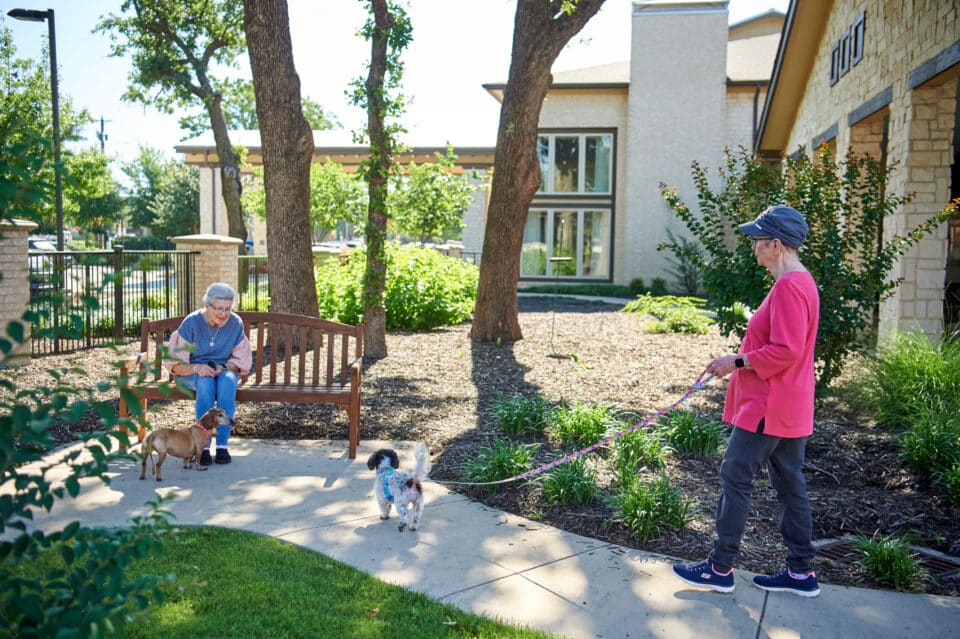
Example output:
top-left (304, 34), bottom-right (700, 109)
top-left (706, 354), bottom-right (746, 378)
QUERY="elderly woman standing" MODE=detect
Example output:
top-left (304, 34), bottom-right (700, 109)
top-left (672, 205), bottom-right (822, 598)
top-left (165, 282), bottom-right (252, 465)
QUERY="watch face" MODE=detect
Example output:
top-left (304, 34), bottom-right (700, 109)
top-left (735, 358), bottom-right (744, 368)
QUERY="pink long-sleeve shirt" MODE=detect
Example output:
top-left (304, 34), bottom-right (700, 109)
top-left (723, 271), bottom-right (820, 438)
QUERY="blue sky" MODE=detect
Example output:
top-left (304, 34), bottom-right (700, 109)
top-left (5, 0), bottom-right (789, 175)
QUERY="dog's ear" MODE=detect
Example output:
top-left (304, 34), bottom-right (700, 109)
top-left (366, 452), bottom-right (380, 470)
top-left (386, 449), bottom-right (400, 469)
top-left (201, 409), bottom-right (217, 430)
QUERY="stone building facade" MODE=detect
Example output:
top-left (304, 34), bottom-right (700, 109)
top-left (758, 0), bottom-right (960, 337)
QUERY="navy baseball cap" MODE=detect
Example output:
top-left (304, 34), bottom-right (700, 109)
top-left (739, 205), bottom-right (809, 248)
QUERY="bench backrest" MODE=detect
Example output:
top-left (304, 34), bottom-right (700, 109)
top-left (138, 312), bottom-right (363, 389)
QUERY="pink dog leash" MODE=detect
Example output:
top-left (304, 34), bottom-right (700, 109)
top-left (433, 370), bottom-right (714, 487)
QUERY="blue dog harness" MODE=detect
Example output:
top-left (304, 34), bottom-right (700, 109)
top-left (381, 468), bottom-right (394, 502)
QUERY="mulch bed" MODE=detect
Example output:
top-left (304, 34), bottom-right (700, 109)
top-left (8, 296), bottom-right (959, 597)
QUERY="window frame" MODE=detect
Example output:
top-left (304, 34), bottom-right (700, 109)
top-left (537, 132), bottom-right (614, 195)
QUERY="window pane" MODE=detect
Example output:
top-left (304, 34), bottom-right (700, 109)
top-left (537, 137), bottom-right (549, 192)
top-left (553, 137), bottom-right (579, 192)
top-left (584, 135), bottom-right (611, 193)
top-left (522, 210), bottom-right (548, 276)
top-left (552, 210), bottom-right (578, 276)
top-left (582, 209), bottom-right (610, 277)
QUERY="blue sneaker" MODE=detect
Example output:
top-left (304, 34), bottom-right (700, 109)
top-left (672, 560), bottom-right (735, 593)
top-left (753, 568), bottom-right (820, 597)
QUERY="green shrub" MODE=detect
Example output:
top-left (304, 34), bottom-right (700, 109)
top-left (660, 409), bottom-right (727, 456)
top-left (852, 534), bottom-right (931, 589)
top-left (541, 458), bottom-right (600, 506)
top-left (898, 408), bottom-right (960, 478)
top-left (461, 439), bottom-right (537, 492)
top-left (607, 475), bottom-right (690, 542)
top-left (522, 283), bottom-right (634, 298)
top-left (315, 242), bottom-right (478, 330)
top-left (850, 331), bottom-right (960, 431)
top-left (659, 147), bottom-right (956, 393)
top-left (622, 294), bottom-right (712, 335)
top-left (550, 401), bottom-right (617, 446)
top-left (612, 427), bottom-right (667, 487)
top-left (492, 394), bottom-right (550, 436)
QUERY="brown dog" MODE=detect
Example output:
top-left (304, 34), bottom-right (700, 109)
top-left (139, 407), bottom-right (231, 481)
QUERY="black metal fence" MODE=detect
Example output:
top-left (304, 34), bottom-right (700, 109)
top-left (237, 255), bottom-right (269, 311)
top-left (28, 247), bottom-right (197, 355)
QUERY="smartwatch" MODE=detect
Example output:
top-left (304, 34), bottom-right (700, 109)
top-left (734, 357), bottom-right (745, 369)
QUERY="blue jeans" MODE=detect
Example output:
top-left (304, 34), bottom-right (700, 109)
top-left (177, 370), bottom-right (239, 448)
top-left (709, 425), bottom-right (814, 574)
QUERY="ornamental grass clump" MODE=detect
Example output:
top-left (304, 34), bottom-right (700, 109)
top-left (611, 427), bottom-right (667, 488)
top-left (461, 438), bottom-right (537, 492)
top-left (492, 394), bottom-right (550, 436)
top-left (541, 458), bottom-right (600, 507)
top-left (659, 409), bottom-right (727, 456)
top-left (607, 475), bottom-right (690, 542)
top-left (852, 533), bottom-right (932, 590)
top-left (550, 401), bottom-right (618, 446)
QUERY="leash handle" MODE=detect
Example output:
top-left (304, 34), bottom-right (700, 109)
top-left (436, 370), bottom-right (714, 487)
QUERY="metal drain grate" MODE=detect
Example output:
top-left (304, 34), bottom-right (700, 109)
top-left (815, 539), bottom-right (960, 579)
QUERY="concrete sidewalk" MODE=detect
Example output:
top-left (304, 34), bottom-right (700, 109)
top-left (16, 439), bottom-right (960, 638)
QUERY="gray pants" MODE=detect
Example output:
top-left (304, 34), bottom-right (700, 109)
top-left (709, 425), bottom-right (814, 574)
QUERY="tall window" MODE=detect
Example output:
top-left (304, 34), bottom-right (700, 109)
top-left (537, 133), bottom-right (613, 194)
top-left (522, 208), bottom-right (610, 278)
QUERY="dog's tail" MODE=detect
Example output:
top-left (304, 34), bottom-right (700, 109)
top-left (413, 441), bottom-right (432, 481)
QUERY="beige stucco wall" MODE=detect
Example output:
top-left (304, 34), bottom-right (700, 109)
top-left (783, 1), bottom-right (960, 337)
top-left (624, 1), bottom-right (730, 286)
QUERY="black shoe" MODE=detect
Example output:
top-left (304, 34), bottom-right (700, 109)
top-left (199, 449), bottom-right (213, 466)
top-left (215, 448), bottom-right (232, 464)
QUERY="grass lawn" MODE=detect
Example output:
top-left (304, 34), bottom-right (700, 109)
top-left (119, 526), bottom-right (559, 638)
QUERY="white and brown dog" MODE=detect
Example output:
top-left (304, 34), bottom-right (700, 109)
top-left (139, 407), bottom-right (231, 481)
top-left (366, 442), bottom-right (432, 532)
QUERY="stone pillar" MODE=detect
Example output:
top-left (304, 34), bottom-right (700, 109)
top-left (0, 219), bottom-right (38, 364)
top-left (172, 234), bottom-right (244, 311)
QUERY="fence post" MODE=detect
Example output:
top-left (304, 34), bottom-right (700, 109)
top-left (0, 219), bottom-right (38, 365)
top-left (113, 245), bottom-right (124, 342)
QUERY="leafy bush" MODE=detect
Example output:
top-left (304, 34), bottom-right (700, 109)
top-left (522, 283), bottom-right (634, 298)
top-left (492, 394), bottom-right (550, 436)
top-left (935, 462), bottom-right (960, 507)
top-left (550, 401), bottom-right (617, 446)
top-left (660, 409), bottom-right (726, 456)
top-left (607, 475), bottom-right (690, 542)
top-left (315, 242), bottom-right (478, 330)
top-left (461, 438), bottom-right (537, 492)
top-left (621, 294), bottom-right (712, 335)
top-left (541, 458), bottom-right (600, 506)
top-left (662, 228), bottom-right (704, 296)
top-left (849, 331), bottom-right (960, 431)
top-left (659, 146), bottom-right (957, 392)
top-left (2, 122), bottom-right (171, 635)
top-left (852, 534), bottom-right (931, 589)
top-left (612, 427), bottom-right (667, 487)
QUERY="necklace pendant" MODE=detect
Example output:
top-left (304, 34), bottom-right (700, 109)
top-left (209, 339), bottom-right (215, 347)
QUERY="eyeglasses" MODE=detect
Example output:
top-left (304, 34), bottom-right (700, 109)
top-left (750, 236), bottom-right (776, 247)
top-left (207, 303), bottom-right (232, 315)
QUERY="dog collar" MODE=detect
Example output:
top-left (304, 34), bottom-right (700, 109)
top-left (194, 420), bottom-right (214, 437)
top-left (381, 468), bottom-right (394, 501)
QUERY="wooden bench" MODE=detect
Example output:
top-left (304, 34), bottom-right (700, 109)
top-left (119, 312), bottom-right (364, 458)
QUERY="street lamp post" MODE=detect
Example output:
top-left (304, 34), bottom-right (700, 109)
top-left (8, 7), bottom-right (63, 251)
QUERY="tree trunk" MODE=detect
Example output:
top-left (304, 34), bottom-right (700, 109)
top-left (244, 0), bottom-right (318, 317)
top-left (206, 93), bottom-right (249, 249)
top-left (361, 0), bottom-right (394, 360)
top-left (471, 0), bottom-right (606, 342)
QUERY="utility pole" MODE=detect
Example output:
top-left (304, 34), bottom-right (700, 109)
top-left (96, 116), bottom-right (110, 153)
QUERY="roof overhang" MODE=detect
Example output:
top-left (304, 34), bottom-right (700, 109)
top-left (756, 0), bottom-right (835, 155)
